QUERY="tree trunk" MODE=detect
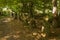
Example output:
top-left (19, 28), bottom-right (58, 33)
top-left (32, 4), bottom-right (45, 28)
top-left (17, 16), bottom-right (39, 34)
top-left (51, 0), bottom-right (58, 34)
top-left (52, 0), bottom-right (57, 17)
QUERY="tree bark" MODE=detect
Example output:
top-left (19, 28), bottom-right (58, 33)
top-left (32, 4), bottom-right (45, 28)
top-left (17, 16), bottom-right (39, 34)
top-left (52, 0), bottom-right (57, 17)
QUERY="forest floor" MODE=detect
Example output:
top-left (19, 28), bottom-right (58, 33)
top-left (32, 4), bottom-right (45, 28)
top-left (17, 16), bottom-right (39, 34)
top-left (0, 17), bottom-right (60, 40)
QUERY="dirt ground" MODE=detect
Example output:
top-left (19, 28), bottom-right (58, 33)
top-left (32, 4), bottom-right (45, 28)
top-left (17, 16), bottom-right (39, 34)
top-left (0, 17), bottom-right (60, 40)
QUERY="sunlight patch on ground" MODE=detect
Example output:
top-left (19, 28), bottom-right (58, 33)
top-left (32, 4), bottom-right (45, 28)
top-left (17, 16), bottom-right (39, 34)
top-left (3, 18), bottom-right (14, 22)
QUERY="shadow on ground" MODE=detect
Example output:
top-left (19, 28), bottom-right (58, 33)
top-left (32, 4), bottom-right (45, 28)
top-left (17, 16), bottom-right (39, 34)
top-left (0, 17), bottom-right (60, 40)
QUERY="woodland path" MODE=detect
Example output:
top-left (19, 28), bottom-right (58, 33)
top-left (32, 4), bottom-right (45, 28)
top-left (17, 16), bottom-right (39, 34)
top-left (0, 17), bottom-right (60, 40)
